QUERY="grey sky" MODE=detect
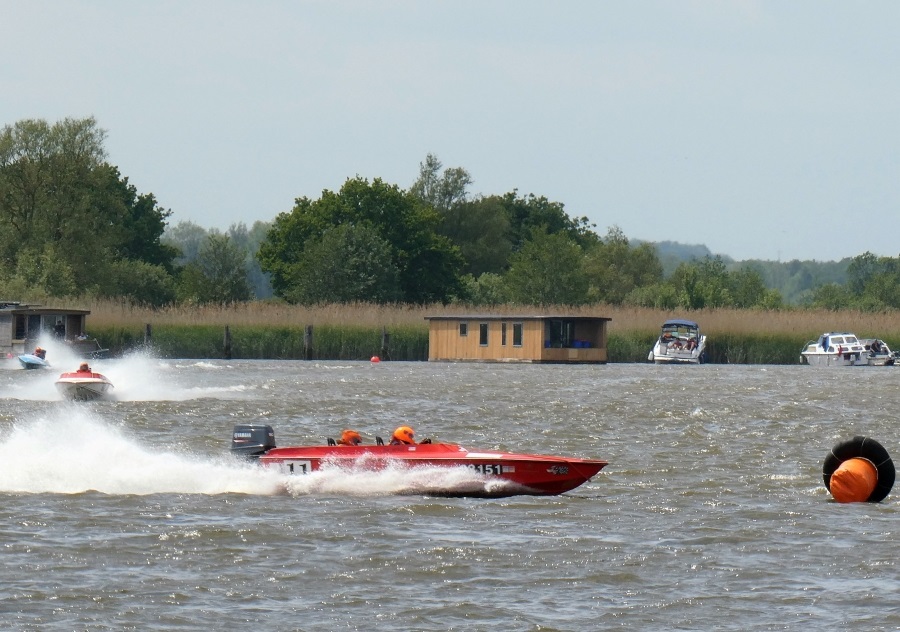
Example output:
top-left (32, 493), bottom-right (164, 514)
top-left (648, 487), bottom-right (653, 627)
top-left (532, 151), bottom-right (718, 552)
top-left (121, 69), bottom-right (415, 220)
top-left (3, 1), bottom-right (898, 262)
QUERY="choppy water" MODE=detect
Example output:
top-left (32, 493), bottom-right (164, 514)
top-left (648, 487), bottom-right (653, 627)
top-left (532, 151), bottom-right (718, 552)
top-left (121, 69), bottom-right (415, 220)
top-left (1, 355), bottom-right (898, 631)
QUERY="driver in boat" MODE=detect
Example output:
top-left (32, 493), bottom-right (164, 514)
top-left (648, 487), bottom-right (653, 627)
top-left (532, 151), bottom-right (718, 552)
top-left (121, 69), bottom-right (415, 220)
top-left (389, 426), bottom-right (432, 445)
top-left (34, 347), bottom-right (46, 360)
top-left (336, 429), bottom-right (362, 446)
top-left (390, 426), bottom-right (417, 445)
top-left (77, 362), bottom-right (92, 373)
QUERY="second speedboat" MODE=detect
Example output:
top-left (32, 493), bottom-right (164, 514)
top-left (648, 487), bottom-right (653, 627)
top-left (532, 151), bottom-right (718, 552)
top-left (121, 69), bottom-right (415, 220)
top-left (55, 363), bottom-right (114, 401)
top-left (231, 424), bottom-right (607, 497)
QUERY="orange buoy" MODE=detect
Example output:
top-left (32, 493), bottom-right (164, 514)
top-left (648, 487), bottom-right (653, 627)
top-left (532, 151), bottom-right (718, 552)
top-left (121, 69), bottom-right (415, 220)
top-left (370, 356), bottom-right (380, 363)
top-left (823, 436), bottom-right (895, 503)
top-left (829, 458), bottom-right (878, 503)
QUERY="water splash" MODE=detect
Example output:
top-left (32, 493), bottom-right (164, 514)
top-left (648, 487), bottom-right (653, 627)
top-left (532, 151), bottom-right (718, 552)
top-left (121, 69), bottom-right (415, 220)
top-left (0, 409), bottom-right (508, 497)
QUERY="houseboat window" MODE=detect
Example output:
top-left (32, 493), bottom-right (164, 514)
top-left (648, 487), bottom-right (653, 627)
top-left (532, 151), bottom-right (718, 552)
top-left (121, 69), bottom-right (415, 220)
top-left (459, 322), bottom-right (468, 336)
top-left (545, 319), bottom-right (575, 348)
top-left (479, 323), bottom-right (489, 346)
top-left (512, 323), bottom-right (523, 347)
top-left (501, 322), bottom-right (507, 346)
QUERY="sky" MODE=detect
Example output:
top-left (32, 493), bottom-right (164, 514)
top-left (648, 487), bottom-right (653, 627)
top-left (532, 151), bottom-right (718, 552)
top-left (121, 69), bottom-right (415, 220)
top-left (3, 1), bottom-right (899, 262)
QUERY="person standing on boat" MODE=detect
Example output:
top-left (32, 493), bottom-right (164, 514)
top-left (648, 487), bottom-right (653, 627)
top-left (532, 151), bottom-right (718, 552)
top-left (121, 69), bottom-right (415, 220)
top-left (336, 429), bottom-right (363, 446)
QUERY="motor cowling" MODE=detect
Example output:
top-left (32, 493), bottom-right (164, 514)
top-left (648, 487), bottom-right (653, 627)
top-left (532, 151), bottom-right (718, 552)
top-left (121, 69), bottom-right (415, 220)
top-left (231, 424), bottom-right (276, 459)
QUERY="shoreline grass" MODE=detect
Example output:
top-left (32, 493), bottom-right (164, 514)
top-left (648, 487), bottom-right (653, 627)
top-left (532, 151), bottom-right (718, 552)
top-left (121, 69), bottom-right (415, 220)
top-left (78, 300), bottom-right (900, 363)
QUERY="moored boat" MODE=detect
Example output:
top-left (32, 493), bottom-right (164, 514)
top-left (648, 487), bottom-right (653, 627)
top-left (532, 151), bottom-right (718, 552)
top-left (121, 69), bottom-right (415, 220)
top-left (648, 319), bottom-right (707, 364)
top-left (231, 424), bottom-right (607, 497)
top-left (860, 338), bottom-right (896, 366)
top-left (55, 367), bottom-right (114, 401)
top-left (800, 332), bottom-right (869, 366)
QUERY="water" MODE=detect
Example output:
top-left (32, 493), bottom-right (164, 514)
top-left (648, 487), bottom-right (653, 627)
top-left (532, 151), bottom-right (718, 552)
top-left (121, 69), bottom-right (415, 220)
top-left (1, 356), bottom-right (898, 631)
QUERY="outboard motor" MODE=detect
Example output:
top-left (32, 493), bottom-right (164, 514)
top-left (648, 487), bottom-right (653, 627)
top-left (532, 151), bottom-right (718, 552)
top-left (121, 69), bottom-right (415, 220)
top-left (231, 424), bottom-right (276, 459)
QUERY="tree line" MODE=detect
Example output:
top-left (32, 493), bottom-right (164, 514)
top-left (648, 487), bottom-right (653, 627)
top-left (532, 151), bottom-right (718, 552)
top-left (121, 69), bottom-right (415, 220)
top-left (1, 117), bottom-right (896, 312)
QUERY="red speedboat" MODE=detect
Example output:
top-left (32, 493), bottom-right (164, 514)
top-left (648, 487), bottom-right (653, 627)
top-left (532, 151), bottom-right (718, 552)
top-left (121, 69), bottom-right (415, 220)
top-left (231, 424), bottom-right (607, 497)
top-left (55, 370), bottom-right (114, 401)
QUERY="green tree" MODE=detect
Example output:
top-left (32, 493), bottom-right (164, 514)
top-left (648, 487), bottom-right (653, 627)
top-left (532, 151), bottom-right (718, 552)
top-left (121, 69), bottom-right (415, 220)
top-left (0, 116), bottom-right (177, 298)
top-left (439, 196), bottom-right (512, 277)
top-left (259, 177), bottom-right (464, 304)
top-left (409, 153), bottom-right (472, 213)
top-left (178, 233), bottom-right (252, 303)
top-left (584, 226), bottom-right (663, 304)
top-left (283, 223), bottom-right (401, 304)
top-left (504, 229), bottom-right (589, 305)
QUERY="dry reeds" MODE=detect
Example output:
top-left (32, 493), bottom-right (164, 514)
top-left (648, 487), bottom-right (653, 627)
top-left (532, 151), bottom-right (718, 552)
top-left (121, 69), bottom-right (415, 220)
top-left (81, 299), bottom-right (900, 340)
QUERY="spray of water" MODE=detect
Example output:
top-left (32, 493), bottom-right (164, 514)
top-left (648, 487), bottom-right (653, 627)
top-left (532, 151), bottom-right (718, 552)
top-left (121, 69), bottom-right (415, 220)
top-left (0, 408), bottom-right (505, 497)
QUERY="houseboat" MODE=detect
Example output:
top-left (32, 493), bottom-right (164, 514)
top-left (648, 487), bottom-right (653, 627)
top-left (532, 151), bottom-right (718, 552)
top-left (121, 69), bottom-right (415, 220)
top-left (425, 315), bottom-right (611, 363)
top-left (0, 301), bottom-right (108, 359)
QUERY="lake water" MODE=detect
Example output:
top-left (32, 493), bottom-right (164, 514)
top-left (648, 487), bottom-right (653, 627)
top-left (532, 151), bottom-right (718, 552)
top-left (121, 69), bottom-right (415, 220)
top-left (1, 355), bottom-right (898, 631)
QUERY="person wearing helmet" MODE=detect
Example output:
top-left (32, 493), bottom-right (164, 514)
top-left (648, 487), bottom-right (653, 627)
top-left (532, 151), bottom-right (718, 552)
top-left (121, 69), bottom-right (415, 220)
top-left (337, 429), bottom-right (362, 446)
top-left (390, 426), bottom-right (416, 445)
top-left (34, 347), bottom-right (46, 360)
top-left (78, 362), bottom-right (91, 373)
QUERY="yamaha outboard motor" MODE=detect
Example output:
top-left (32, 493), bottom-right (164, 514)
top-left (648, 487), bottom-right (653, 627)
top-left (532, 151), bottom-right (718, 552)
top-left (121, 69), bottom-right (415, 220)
top-left (231, 424), bottom-right (276, 459)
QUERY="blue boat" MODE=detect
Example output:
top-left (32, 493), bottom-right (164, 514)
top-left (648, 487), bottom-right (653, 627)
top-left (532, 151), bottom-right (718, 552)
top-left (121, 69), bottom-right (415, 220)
top-left (18, 353), bottom-right (50, 369)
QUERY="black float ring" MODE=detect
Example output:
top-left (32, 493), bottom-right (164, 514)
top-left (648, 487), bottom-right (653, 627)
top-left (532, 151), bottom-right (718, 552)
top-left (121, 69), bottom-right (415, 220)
top-left (823, 436), bottom-right (895, 502)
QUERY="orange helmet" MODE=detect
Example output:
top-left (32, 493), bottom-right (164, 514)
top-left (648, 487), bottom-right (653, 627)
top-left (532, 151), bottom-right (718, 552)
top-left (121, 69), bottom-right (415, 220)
top-left (338, 429), bottom-right (362, 446)
top-left (391, 426), bottom-right (415, 445)
top-left (79, 362), bottom-right (90, 371)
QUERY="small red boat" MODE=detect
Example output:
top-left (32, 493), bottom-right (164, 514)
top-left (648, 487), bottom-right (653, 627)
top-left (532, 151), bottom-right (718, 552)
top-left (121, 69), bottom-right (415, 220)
top-left (231, 424), bottom-right (607, 497)
top-left (55, 370), bottom-right (114, 401)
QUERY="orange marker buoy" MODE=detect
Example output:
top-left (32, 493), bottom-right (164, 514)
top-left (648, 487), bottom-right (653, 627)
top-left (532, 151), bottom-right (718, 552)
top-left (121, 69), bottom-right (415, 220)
top-left (823, 436), bottom-right (895, 503)
top-left (370, 356), bottom-right (380, 363)
top-left (829, 458), bottom-right (878, 503)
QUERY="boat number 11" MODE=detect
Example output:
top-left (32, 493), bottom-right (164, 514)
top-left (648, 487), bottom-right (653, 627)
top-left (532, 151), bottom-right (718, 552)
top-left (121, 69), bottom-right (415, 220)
top-left (279, 460), bottom-right (312, 475)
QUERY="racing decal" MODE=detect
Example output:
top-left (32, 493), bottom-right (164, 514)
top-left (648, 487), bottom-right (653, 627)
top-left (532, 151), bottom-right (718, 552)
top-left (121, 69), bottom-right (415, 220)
top-left (547, 465), bottom-right (569, 475)
top-left (278, 460), bottom-right (312, 475)
top-left (466, 463), bottom-right (514, 475)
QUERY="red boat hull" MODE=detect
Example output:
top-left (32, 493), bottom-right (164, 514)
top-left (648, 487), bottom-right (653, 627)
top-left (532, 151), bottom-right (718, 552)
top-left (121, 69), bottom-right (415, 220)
top-left (256, 443), bottom-right (607, 497)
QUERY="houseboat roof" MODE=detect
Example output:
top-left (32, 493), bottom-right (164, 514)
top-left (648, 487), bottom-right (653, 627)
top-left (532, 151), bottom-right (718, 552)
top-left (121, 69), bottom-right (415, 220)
top-left (425, 315), bottom-right (611, 322)
top-left (0, 302), bottom-right (90, 315)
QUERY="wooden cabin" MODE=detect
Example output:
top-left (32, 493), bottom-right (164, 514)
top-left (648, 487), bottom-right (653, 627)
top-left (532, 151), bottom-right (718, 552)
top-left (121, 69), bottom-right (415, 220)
top-left (426, 315), bottom-right (611, 363)
top-left (0, 301), bottom-right (102, 357)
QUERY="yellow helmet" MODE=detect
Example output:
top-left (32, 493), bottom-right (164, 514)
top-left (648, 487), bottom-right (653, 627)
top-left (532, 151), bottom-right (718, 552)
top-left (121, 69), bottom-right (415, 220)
top-left (391, 426), bottom-right (415, 445)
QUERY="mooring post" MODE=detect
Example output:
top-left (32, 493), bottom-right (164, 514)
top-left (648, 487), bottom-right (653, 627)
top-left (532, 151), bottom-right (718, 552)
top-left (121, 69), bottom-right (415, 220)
top-left (224, 325), bottom-right (232, 359)
top-left (304, 325), bottom-right (313, 360)
top-left (144, 323), bottom-right (152, 346)
top-left (381, 326), bottom-right (390, 360)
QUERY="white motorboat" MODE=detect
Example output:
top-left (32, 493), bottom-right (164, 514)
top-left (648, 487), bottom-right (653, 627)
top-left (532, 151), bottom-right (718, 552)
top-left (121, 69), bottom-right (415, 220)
top-left (648, 319), bottom-right (707, 364)
top-left (860, 338), bottom-right (896, 366)
top-left (800, 332), bottom-right (869, 366)
top-left (55, 369), bottom-right (114, 401)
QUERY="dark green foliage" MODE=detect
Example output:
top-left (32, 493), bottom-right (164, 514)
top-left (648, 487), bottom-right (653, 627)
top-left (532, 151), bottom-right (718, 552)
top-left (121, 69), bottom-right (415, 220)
top-left (259, 177), bottom-right (464, 304)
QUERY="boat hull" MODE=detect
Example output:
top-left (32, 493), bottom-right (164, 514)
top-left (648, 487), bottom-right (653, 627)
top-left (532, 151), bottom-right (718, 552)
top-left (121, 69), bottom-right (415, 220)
top-left (256, 443), bottom-right (607, 497)
top-left (55, 373), bottom-right (114, 401)
top-left (18, 354), bottom-right (50, 369)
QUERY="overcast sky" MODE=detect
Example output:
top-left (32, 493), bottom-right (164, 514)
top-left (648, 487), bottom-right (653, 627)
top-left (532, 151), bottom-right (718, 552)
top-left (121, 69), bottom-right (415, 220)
top-left (4, 1), bottom-right (899, 262)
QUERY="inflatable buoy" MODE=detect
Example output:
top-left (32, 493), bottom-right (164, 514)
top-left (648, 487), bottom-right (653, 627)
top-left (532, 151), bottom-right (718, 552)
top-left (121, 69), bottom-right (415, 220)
top-left (823, 436), bottom-right (894, 503)
top-left (370, 356), bottom-right (380, 363)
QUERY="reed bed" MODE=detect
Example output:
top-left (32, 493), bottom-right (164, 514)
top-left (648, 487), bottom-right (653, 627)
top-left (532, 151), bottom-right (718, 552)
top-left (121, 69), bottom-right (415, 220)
top-left (79, 299), bottom-right (900, 363)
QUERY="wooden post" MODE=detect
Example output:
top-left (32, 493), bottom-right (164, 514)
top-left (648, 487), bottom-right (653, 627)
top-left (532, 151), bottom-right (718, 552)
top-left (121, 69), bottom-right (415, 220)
top-left (144, 323), bottom-right (152, 346)
top-left (224, 325), bottom-right (232, 360)
top-left (304, 325), bottom-right (313, 360)
top-left (381, 327), bottom-right (390, 360)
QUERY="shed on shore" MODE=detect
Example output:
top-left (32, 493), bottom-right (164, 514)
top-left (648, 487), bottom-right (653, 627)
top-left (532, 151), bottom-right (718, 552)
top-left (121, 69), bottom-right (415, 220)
top-left (0, 301), bottom-right (95, 356)
top-left (425, 315), bottom-right (610, 363)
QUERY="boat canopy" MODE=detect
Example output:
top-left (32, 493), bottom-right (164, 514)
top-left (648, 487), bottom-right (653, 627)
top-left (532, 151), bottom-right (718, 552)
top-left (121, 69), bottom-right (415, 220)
top-left (662, 319), bottom-right (699, 330)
